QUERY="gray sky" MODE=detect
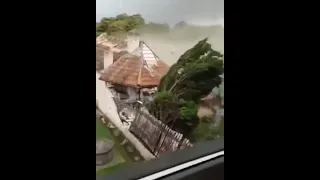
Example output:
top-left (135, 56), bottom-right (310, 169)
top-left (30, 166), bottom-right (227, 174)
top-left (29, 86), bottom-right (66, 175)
top-left (96, 0), bottom-right (224, 26)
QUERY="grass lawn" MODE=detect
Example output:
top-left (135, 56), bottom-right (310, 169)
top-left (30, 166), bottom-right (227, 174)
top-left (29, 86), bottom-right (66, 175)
top-left (96, 162), bottom-right (132, 176)
top-left (96, 118), bottom-right (133, 176)
top-left (191, 118), bottom-right (224, 142)
top-left (96, 118), bottom-right (113, 139)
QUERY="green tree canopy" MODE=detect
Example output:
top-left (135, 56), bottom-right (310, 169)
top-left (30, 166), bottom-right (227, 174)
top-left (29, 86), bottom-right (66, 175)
top-left (96, 14), bottom-right (145, 37)
top-left (148, 38), bottom-right (224, 139)
top-left (159, 38), bottom-right (224, 101)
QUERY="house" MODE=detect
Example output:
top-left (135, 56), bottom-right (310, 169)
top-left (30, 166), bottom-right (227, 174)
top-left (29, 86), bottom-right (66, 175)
top-left (96, 33), bottom-right (129, 72)
top-left (96, 33), bottom-right (127, 49)
top-left (99, 41), bottom-right (169, 102)
top-left (96, 30), bottom-right (161, 72)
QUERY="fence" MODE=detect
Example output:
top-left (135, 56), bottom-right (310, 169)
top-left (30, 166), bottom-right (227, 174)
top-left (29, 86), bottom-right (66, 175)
top-left (129, 107), bottom-right (193, 157)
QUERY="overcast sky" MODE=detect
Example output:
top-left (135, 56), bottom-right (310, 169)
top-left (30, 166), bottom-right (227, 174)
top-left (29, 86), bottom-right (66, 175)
top-left (96, 0), bottom-right (224, 26)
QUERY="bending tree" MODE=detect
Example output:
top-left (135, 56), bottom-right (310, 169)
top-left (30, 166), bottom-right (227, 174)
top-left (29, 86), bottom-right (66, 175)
top-left (148, 38), bottom-right (224, 139)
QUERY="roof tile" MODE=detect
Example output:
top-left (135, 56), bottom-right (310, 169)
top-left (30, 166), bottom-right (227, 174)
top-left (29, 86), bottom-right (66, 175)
top-left (99, 55), bottom-right (169, 88)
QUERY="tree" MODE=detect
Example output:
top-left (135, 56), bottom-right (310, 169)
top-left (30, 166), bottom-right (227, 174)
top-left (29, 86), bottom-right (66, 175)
top-left (174, 21), bottom-right (188, 29)
top-left (148, 38), bottom-right (224, 139)
top-left (159, 38), bottom-right (224, 101)
top-left (96, 14), bottom-right (145, 37)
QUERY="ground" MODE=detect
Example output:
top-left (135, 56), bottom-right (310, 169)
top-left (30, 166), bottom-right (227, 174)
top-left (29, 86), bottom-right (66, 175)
top-left (96, 118), bottom-right (133, 175)
top-left (190, 117), bottom-right (224, 142)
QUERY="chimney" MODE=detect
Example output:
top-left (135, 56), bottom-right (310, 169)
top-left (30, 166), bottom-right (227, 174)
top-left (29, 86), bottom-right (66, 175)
top-left (104, 50), bottom-right (113, 69)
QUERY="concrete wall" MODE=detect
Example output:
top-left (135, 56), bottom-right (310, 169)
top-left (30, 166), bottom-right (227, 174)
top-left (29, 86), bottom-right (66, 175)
top-left (96, 72), bottom-right (155, 160)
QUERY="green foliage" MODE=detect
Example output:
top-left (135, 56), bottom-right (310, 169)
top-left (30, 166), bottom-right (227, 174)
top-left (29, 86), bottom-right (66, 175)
top-left (96, 14), bottom-right (145, 36)
top-left (175, 100), bottom-right (200, 137)
top-left (189, 117), bottom-right (224, 142)
top-left (205, 119), bottom-right (224, 140)
top-left (152, 91), bottom-right (179, 123)
top-left (149, 38), bottom-right (224, 140)
top-left (159, 38), bottom-right (224, 101)
top-left (178, 100), bottom-right (198, 122)
top-left (154, 91), bottom-right (173, 102)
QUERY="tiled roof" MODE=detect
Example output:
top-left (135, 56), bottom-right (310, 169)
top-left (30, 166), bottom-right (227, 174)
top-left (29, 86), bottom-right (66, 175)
top-left (99, 54), bottom-right (169, 88)
top-left (113, 50), bottom-right (129, 62)
top-left (96, 42), bottom-right (126, 71)
top-left (96, 33), bottom-right (127, 49)
top-left (96, 43), bottom-right (110, 51)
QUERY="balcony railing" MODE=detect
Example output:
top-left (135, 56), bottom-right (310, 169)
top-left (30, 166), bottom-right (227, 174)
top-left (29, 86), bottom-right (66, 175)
top-left (97, 138), bottom-right (224, 180)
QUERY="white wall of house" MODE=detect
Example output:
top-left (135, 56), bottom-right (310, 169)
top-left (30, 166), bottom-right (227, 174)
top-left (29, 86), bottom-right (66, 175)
top-left (103, 50), bottom-right (113, 69)
top-left (96, 72), bottom-right (155, 160)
